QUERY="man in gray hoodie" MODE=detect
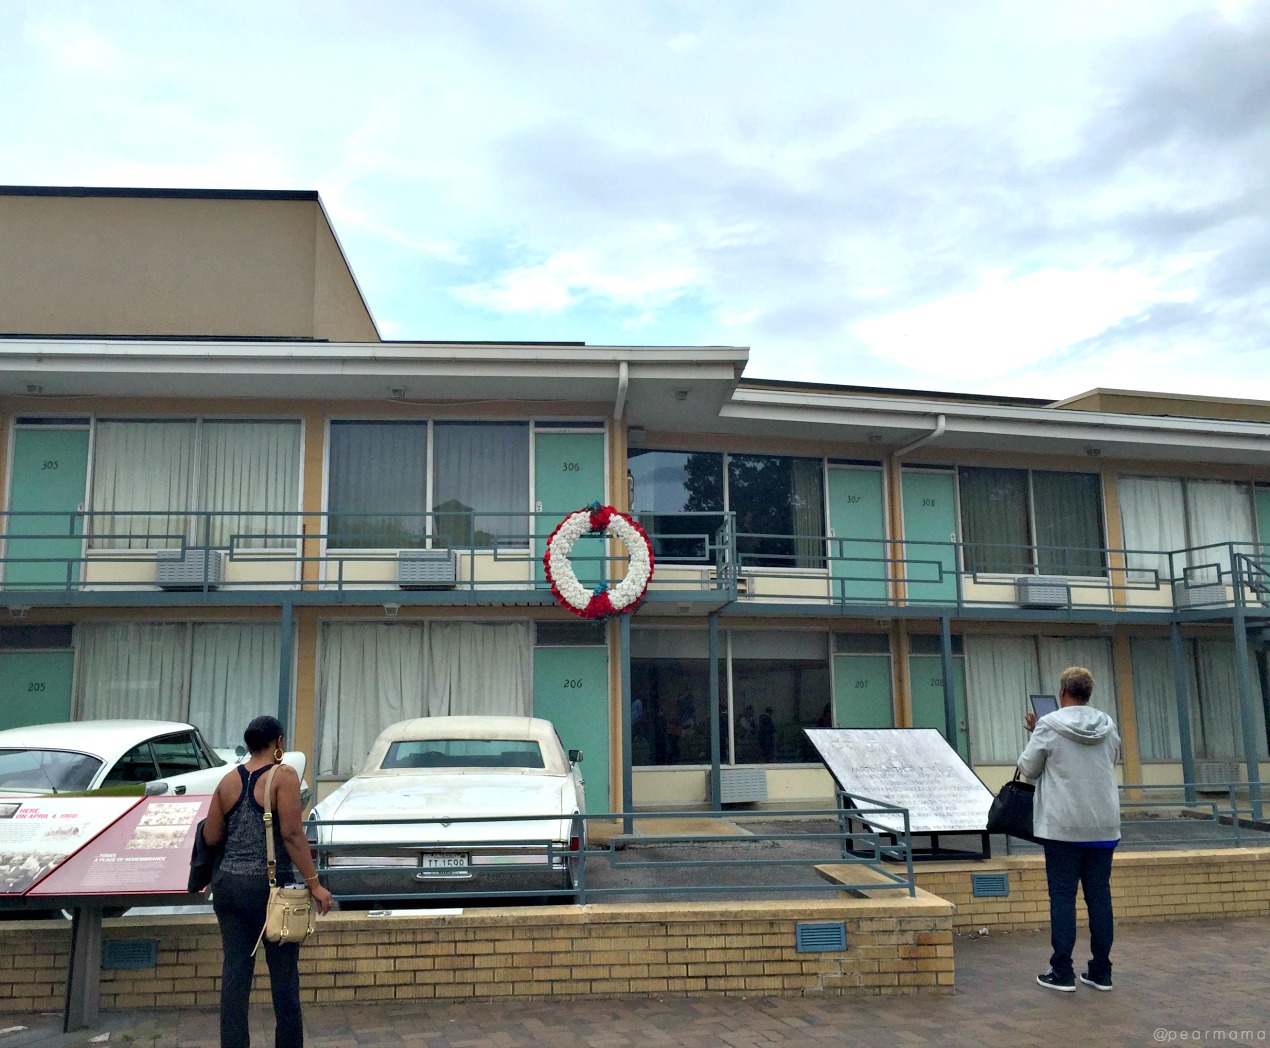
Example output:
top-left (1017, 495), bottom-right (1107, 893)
top-left (1018, 666), bottom-right (1121, 993)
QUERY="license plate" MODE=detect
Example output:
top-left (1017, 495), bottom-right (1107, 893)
top-left (417, 852), bottom-right (469, 877)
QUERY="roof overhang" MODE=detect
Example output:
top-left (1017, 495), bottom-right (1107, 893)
top-left (719, 386), bottom-right (1270, 465)
top-left (0, 339), bottom-right (748, 425)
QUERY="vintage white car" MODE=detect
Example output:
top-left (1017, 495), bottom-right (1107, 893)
top-left (308, 716), bottom-right (586, 900)
top-left (0, 720), bottom-right (309, 800)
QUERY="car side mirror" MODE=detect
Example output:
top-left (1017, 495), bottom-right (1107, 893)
top-left (568, 749), bottom-right (583, 764)
top-left (235, 745), bottom-right (246, 759)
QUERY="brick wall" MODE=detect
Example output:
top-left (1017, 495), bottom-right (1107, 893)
top-left (913, 847), bottom-right (1270, 932)
top-left (0, 895), bottom-right (955, 1013)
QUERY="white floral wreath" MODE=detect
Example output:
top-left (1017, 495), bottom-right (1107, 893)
top-left (544, 503), bottom-right (654, 619)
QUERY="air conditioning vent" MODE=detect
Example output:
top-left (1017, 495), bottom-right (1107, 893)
top-left (718, 767), bottom-right (767, 804)
top-left (397, 549), bottom-right (458, 589)
top-left (155, 548), bottom-right (225, 590)
top-left (1173, 580), bottom-right (1225, 609)
top-left (1015, 576), bottom-right (1068, 608)
top-left (1193, 760), bottom-right (1240, 794)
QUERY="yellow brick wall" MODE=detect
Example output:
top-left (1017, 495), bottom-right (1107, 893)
top-left (0, 897), bottom-right (955, 1013)
top-left (913, 847), bottom-right (1270, 932)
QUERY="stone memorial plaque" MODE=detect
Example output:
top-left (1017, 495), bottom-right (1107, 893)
top-left (805, 727), bottom-right (993, 835)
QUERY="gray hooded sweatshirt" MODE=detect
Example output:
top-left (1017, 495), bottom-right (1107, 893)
top-left (1017, 705), bottom-right (1122, 843)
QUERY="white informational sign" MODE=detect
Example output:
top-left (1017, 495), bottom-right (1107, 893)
top-left (0, 796), bottom-right (140, 894)
top-left (804, 728), bottom-right (994, 835)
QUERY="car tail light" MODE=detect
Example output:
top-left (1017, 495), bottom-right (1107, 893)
top-left (568, 833), bottom-right (580, 853)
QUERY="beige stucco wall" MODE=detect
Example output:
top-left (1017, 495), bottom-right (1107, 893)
top-left (0, 192), bottom-right (378, 341)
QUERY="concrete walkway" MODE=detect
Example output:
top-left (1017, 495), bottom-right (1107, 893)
top-left (3, 915), bottom-right (1266, 1047)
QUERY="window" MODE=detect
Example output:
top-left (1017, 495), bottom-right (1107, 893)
top-left (630, 628), bottom-right (830, 767)
top-left (1119, 477), bottom-right (1255, 584)
top-left (628, 449), bottom-right (724, 562)
top-left (317, 621), bottom-right (532, 776)
top-left (74, 622), bottom-right (282, 751)
top-left (730, 455), bottom-right (825, 569)
top-left (327, 421), bottom-right (529, 550)
top-left (627, 448), bottom-right (826, 568)
top-left (963, 634), bottom-right (1118, 762)
top-left (1131, 636), bottom-right (1269, 761)
top-left (91, 419), bottom-right (301, 550)
top-left (959, 467), bottom-right (1105, 577)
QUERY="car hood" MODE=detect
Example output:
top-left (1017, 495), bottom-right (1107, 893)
top-left (313, 773), bottom-right (576, 844)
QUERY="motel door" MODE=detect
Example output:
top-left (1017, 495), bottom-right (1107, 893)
top-left (5, 426), bottom-right (89, 589)
top-left (534, 430), bottom-right (606, 587)
top-left (826, 467), bottom-right (887, 604)
top-left (533, 643), bottom-right (610, 813)
top-left (0, 650), bottom-right (75, 730)
top-left (900, 470), bottom-right (959, 606)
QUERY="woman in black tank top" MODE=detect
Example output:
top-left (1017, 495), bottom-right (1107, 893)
top-left (200, 715), bottom-right (332, 1048)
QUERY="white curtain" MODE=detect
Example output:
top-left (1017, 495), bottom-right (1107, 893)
top-left (424, 622), bottom-right (532, 717)
top-left (316, 620), bottom-right (533, 777)
top-left (1130, 638), bottom-right (1185, 760)
top-left (318, 623), bottom-right (427, 777)
top-left (199, 422), bottom-right (301, 549)
top-left (1195, 639), bottom-right (1268, 759)
top-left (1118, 476), bottom-right (1186, 585)
top-left (75, 622), bottom-right (187, 720)
top-left (189, 624), bottom-right (282, 751)
top-left (965, 636), bottom-right (1039, 763)
top-left (91, 422), bottom-right (196, 549)
top-left (1185, 481), bottom-right (1254, 580)
top-left (1038, 636), bottom-right (1118, 720)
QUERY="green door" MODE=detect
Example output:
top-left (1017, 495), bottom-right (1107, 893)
top-left (909, 654), bottom-right (970, 762)
top-left (0, 650), bottom-right (75, 730)
top-left (533, 645), bottom-right (610, 812)
top-left (827, 467), bottom-right (886, 604)
top-left (534, 432), bottom-right (607, 587)
top-left (1256, 488), bottom-right (1270, 563)
top-left (901, 470), bottom-right (958, 606)
top-left (5, 428), bottom-right (89, 589)
top-left (832, 653), bottom-right (893, 728)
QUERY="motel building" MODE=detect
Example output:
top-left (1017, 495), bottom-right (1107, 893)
top-left (0, 185), bottom-right (1267, 815)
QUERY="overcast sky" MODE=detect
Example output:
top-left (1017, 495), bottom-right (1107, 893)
top-left (4, 1), bottom-right (1269, 401)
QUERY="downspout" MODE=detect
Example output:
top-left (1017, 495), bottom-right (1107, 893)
top-left (885, 414), bottom-right (947, 730)
top-left (614, 361), bottom-right (629, 420)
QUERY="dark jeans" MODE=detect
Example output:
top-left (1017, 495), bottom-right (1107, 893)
top-left (212, 872), bottom-right (303, 1048)
top-left (1041, 840), bottom-right (1115, 982)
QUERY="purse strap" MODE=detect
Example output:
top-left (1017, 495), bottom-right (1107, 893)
top-left (261, 763), bottom-right (280, 889)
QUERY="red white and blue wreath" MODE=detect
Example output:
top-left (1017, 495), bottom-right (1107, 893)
top-left (543, 503), bottom-right (654, 619)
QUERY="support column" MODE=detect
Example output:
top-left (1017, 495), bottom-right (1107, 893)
top-left (277, 599), bottom-right (294, 736)
top-left (709, 611), bottom-right (721, 813)
top-left (939, 617), bottom-right (957, 746)
top-left (1231, 608), bottom-right (1264, 819)
top-left (620, 612), bottom-right (633, 833)
top-left (63, 906), bottom-right (103, 1031)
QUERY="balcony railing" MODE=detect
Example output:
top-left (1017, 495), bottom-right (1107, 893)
top-left (0, 507), bottom-right (1267, 617)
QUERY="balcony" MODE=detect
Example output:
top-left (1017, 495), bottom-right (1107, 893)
top-left (0, 507), bottom-right (1266, 622)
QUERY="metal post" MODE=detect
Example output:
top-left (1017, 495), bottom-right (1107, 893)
top-left (277, 600), bottom-right (294, 737)
top-left (1231, 607), bottom-right (1264, 820)
top-left (709, 611), bottom-right (721, 813)
top-left (620, 613), bottom-right (633, 835)
top-left (1171, 622), bottom-right (1197, 805)
top-left (939, 616), bottom-right (957, 750)
top-left (63, 906), bottom-right (103, 1032)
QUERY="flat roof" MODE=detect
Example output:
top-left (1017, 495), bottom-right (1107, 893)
top-left (0, 185), bottom-right (320, 202)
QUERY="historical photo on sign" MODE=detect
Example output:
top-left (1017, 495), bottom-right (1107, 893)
top-left (805, 727), bottom-right (994, 835)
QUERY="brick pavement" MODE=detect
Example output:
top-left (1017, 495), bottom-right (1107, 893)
top-left (4, 915), bottom-right (1267, 1048)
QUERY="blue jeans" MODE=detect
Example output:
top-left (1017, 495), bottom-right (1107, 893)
top-left (212, 872), bottom-right (303, 1048)
top-left (1041, 840), bottom-right (1115, 982)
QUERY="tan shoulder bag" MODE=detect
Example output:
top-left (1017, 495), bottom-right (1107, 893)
top-left (252, 764), bottom-right (316, 955)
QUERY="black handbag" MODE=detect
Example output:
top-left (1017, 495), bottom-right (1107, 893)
top-left (188, 818), bottom-right (221, 893)
top-left (986, 770), bottom-right (1037, 841)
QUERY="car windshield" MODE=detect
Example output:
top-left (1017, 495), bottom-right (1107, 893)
top-left (0, 748), bottom-right (103, 792)
top-left (381, 739), bottom-right (545, 770)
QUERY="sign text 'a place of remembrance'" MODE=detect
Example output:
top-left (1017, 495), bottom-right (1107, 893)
top-left (804, 727), bottom-right (994, 835)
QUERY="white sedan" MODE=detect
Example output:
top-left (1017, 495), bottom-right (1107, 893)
top-left (308, 716), bottom-right (586, 900)
top-left (0, 720), bottom-right (309, 800)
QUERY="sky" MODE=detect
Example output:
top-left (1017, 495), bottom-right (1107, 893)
top-left (3, 0), bottom-right (1270, 402)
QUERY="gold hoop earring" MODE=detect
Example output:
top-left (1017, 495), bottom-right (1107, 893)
top-left (273, 746), bottom-right (284, 762)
